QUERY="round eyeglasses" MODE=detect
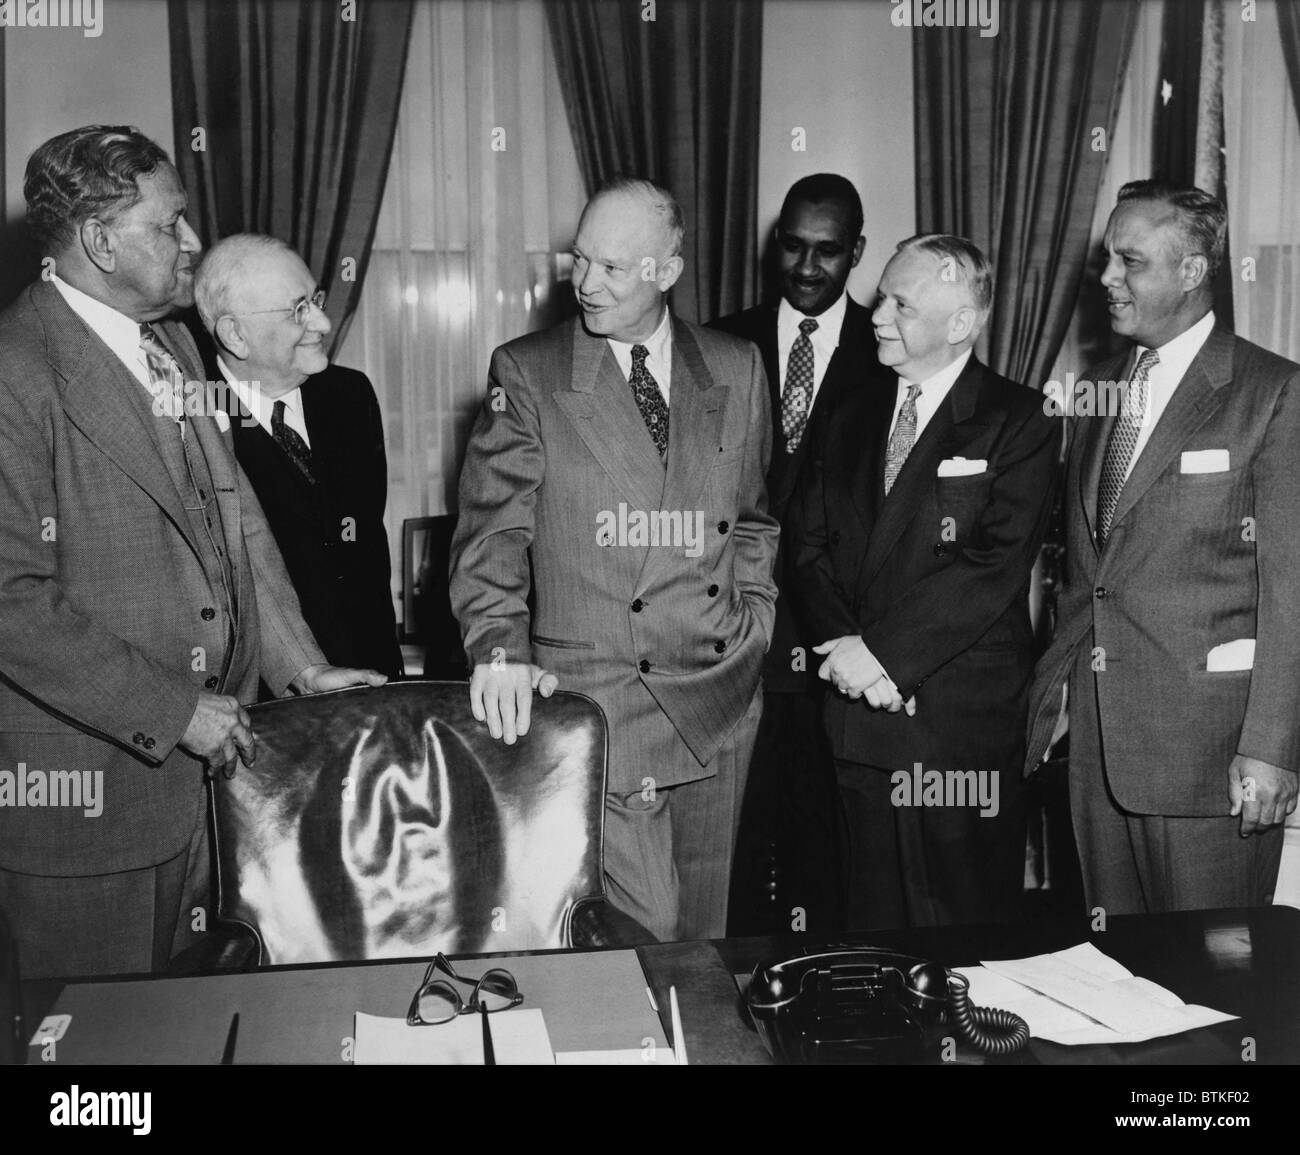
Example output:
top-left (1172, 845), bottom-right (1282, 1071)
top-left (229, 289), bottom-right (327, 327)
top-left (406, 953), bottom-right (523, 1026)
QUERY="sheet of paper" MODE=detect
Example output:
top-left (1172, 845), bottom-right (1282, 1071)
top-left (555, 1048), bottom-right (677, 1065)
top-left (353, 1009), bottom-right (554, 1064)
top-left (957, 942), bottom-right (1236, 1045)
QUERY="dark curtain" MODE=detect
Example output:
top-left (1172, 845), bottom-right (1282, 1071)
top-left (168, 0), bottom-right (415, 353)
top-left (1277, 1), bottom-right (1300, 131)
top-left (544, 0), bottom-right (762, 323)
top-left (914, 0), bottom-right (1138, 391)
top-left (1152, 0), bottom-right (1233, 326)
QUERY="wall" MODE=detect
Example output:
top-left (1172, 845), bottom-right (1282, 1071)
top-left (758, 0), bottom-right (916, 306)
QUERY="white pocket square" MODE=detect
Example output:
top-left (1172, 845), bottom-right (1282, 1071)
top-left (214, 409), bottom-right (232, 433)
top-left (937, 457), bottom-right (987, 478)
top-left (1206, 638), bottom-right (1255, 672)
top-left (1181, 449), bottom-right (1229, 474)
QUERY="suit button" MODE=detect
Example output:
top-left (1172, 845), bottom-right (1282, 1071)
top-left (830, 530), bottom-right (841, 546)
top-left (132, 731), bottom-right (146, 745)
top-left (200, 607), bottom-right (216, 621)
top-left (933, 543), bottom-right (949, 557)
top-left (714, 640), bottom-right (726, 654)
top-left (144, 737), bottom-right (156, 750)
top-left (717, 521), bottom-right (729, 534)
top-left (204, 676), bottom-right (219, 690)
top-left (1095, 587), bottom-right (1108, 600)
top-left (639, 659), bottom-right (652, 674)
top-left (631, 599), bottom-right (644, 613)
top-left (707, 584), bottom-right (719, 597)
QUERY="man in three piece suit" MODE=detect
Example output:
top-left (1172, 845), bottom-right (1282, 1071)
top-left (0, 126), bottom-right (385, 980)
top-left (790, 234), bottom-right (1058, 928)
top-left (1025, 182), bottom-right (1300, 913)
top-left (711, 173), bottom-right (887, 934)
top-left (450, 176), bottom-right (779, 941)
top-left (193, 235), bottom-right (403, 683)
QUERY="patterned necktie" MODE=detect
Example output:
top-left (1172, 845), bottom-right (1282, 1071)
top-left (1096, 348), bottom-right (1159, 543)
top-left (883, 382), bottom-right (922, 495)
top-left (272, 399), bottom-right (316, 483)
top-left (629, 343), bottom-right (669, 458)
top-left (139, 323), bottom-right (187, 436)
top-left (781, 317), bottom-right (819, 453)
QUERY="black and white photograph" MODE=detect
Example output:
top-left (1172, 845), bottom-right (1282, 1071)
top-left (0, 0), bottom-right (1297, 1130)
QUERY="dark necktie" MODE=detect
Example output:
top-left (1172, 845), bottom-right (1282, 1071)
top-left (272, 399), bottom-right (315, 483)
top-left (139, 323), bottom-right (187, 437)
top-left (1096, 348), bottom-right (1159, 544)
top-left (883, 382), bottom-right (922, 495)
top-left (629, 343), bottom-right (669, 458)
top-left (781, 317), bottom-right (818, 453)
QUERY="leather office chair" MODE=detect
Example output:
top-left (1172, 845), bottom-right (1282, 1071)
top-left (196, 682), bottom-right (653, 969)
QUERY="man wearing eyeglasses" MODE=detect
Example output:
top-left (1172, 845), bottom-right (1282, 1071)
top-left (0, 128), bottom-right (385, 981)
top-left (194, 234), bottom-right (403, 683)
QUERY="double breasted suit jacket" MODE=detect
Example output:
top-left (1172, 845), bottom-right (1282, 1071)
top-left (710, 299), bottom-right (888, 692)
top-left (449, 314), bottom-right (780, 792)
top-left (1025, 328), bottom-right (1300, 815)
top-left (790, 355), bottom-right (1059, 773)
top-left (0, 280), bottom-right (324, 877)
top-left (220, 364), bottom-right (403, 679)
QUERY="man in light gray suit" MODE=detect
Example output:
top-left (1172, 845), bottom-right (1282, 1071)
top-left (451, 177), bottom-right (779, 941)
top-left (0, 126), bottom-right (385, 980)
top-left (1025, 181), bottom-right (1300, 913)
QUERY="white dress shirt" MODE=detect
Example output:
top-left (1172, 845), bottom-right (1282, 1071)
top-left (776, 291), bottom-right (849, 406)
top-left (51, 275), bottom-right (155, 393)
top-left (217, 356), bottom-right (311, 447)
top-left (887, 348), bottom-right (974, 442)
top-left (607, 307), bottom-right (673, 404)
top-left (1123, 309), bottom-right (1216, 480)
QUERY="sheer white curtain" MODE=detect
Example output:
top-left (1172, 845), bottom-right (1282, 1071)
top-left (1223, 0), bottom-right (1300, 363)
top-left (336, 0), bottom-right (585, 619)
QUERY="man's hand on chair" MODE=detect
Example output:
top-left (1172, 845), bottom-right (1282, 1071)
top-left (470, 661), bottom-right (558, 744)
top-left (180, 691), bottom-right (256, 776)
top-left (290, 664), bottom-right (389, 695)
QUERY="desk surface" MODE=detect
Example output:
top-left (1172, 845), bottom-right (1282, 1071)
top-left (24, 906), bottom-right (1300, 1065)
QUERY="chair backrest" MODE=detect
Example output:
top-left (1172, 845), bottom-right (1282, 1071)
top-left (211, 682), bottom-right (607, 965)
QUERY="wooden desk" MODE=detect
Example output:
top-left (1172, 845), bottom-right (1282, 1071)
top-left (21, 906), bottom-right (1299, 1065)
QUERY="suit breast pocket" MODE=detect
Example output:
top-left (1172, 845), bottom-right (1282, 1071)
top-left (934, 473), bottom-right (993, 540)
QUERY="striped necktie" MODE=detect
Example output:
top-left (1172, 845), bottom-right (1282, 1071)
top-left (883, 382), bottom-right (922, 495)
top-left (1096, 348), bottom-right (1159, 544)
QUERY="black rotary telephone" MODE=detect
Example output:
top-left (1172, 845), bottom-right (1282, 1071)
top-left (747, 947), bottom-right (1031, 1064)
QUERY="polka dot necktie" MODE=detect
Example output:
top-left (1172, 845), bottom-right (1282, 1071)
top-left (630, 343), bottom-right (669, 458)
top-left (780, 317), bottom-right (818, 453)
top-left (1096, 348), bottom-right (1158, 544)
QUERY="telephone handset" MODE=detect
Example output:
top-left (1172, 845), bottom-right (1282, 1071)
top-left (747, 947), bottom-right (1031, 1064)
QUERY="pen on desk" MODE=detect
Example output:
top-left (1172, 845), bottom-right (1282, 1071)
top-left (669, 985), bottom-right (688, 1066)
top-left (221, 1012), bottom-right (239, 1066)
top-left (480, 1003), bottom-right (495, 1066)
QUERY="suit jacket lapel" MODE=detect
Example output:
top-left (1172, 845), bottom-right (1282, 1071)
top-left (1106, 328), bottom-right (1234, 537)
top-left (858, 358), bottom-right (985, 591)
top-left (38, 283), bottom-right (193, 543)
top-left (553, 318), bottom-right (667, 514)
top-left (661, 318), bottom-right (726, 515)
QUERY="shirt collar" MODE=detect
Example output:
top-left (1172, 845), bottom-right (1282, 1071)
top-left (217, 355), bottom-right (304, 427)
top-left (902, 347), bottom-right (974, 396)
top-left (777, 291), bottom-right (849, 345)
top-left (1137, 310), bottom-right (1216, 380)
top-left (50, 274), bottom-right (145, 353)
top-left (606, 306), bottom-right (673, 363)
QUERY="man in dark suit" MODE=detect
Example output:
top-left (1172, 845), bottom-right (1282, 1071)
top-left (450, 177), bottom-right (778, 941)
top-left (790, 234), bottom-right (1058, 929)
top-left (711, 173), bottom-right (885, 934)
top-left (1026, 182), bottom-right (1300, 913)
top-left (0, 127), bottom-right (384, 980)
top-left (194, 234), bottom-right (402, 681)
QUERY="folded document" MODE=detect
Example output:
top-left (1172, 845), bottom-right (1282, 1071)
top-left (956, 943), bottom-right (1235, 1045)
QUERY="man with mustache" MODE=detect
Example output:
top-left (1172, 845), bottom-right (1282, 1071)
top-left (711, 174), bottom-right (887, 934)
top-left (1026, 182), bottom-right (1300, 912)
top-left (0, 127), bottom-right (384, 979)
top-left (194, 235), bottom-right (403, 684)
top-left (451, 177), bottom-right (778, 941)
